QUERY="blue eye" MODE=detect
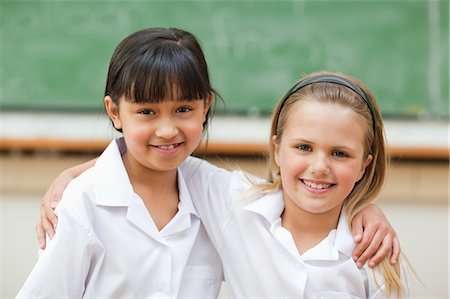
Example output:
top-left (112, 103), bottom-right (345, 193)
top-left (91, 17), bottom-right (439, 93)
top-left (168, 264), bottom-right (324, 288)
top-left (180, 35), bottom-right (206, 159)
top-left (297, 144), bottom-right (312, 152)
top-left (333, 151), bottom-right (348, 158)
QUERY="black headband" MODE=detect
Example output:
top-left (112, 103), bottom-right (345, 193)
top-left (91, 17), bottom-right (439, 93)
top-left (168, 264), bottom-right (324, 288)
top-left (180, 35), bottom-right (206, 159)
top-left (276, 75), bottom-right (376, 133)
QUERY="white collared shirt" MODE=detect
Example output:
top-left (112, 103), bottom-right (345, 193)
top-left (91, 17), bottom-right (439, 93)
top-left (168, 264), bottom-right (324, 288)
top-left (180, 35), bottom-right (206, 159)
top-left (181, 157), bottom-right (411, 298)
top-left (17, 139), bottom-right (222, 299)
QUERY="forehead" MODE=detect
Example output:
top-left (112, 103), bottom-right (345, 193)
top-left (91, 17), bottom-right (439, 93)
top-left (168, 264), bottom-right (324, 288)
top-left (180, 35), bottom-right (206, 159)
top-left (126, 81), bottom-right (204, 103)
top-left (283, 101), bottom-right (369, 147)
top-left (119, 95), bottom-right (204, 106)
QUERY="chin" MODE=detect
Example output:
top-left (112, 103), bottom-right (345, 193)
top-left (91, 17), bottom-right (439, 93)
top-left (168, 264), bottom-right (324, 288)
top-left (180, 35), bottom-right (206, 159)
top-left (300, 203), bottom-right (335, 215)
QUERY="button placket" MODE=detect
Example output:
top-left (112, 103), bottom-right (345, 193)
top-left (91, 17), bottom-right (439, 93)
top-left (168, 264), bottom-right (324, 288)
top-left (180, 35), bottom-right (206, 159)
top-left (153, 246), bottom-right (171, 296)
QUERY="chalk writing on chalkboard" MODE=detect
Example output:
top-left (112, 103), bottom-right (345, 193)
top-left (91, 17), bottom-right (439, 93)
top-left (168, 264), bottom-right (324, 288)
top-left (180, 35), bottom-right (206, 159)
top-left (1, 1), bottom-right (448, 118)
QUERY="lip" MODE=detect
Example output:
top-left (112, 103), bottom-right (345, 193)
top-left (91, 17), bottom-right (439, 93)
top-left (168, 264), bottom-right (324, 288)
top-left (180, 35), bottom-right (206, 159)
top-left (150, 142), bottom-right (183, 156)
top-left (300, 178), bottom-right (335, 194)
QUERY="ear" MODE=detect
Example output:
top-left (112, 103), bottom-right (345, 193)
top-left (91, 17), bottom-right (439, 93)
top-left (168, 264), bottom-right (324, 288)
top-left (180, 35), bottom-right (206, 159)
top-left (202, 94), bottom-right (214, 121)
top-left (272, 135), bottom-right (280, 167)
top-left (357, 154), bottom-right (373, 181)
top-left (104, 96), bottom-right (122, 130)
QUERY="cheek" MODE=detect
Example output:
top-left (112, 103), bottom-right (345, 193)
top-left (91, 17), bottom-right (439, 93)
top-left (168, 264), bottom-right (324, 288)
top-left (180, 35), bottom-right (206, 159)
top-left (280, 154), bottom-right (308, 179)
top-left (122, 120), bottom-right (152, 140)
top-left (183, 121), bottom-right (205, 140)
top-left (335, 164), bottom-right (363, 185)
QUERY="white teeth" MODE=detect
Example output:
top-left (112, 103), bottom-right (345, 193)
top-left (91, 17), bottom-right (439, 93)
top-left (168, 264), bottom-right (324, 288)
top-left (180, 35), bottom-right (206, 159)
top-left (303, 180), bottom-right (331, 190)
top-left (158, 144), bottom-right (175, 150)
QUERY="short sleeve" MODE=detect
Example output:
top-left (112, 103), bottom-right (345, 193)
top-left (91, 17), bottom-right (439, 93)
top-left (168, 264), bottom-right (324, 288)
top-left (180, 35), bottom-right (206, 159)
top-left (16, 209), bottom-right (104, 298)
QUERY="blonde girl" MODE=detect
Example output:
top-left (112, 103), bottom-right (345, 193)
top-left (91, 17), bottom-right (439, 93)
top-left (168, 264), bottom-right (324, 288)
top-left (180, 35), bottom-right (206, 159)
top-left (259, 71), bottom-right (409, 297)
top-left (174, 71), bottom-right (410, 297)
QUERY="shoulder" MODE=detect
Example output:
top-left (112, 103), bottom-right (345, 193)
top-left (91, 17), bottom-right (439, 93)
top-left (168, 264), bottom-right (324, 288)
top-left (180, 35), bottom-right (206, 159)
top-left (56, 139), bottom-right (122, 212)
top-left (60, 166), bottom-right (97, 201)
top-left (180, 156), bottom-right (227, 177)
top-left (55, 166), bottom-right (98, 220)
top-left (183, 156), bottom-right (262, 184)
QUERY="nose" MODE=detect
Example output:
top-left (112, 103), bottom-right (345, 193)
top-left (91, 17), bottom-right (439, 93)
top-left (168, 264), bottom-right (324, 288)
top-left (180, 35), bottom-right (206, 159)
top-left (311, 153), bottom-right (330, 176)
top-left (155, 118), bottom-right (179, 139)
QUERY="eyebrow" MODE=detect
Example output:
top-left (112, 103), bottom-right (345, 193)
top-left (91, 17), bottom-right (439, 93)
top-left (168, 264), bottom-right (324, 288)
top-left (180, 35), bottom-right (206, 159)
top-left (291, 138), bottom-right (358, 151)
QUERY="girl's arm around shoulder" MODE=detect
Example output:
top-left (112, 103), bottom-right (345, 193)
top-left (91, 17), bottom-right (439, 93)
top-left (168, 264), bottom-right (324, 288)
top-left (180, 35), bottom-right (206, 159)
top-left (180, 156), bottom-right (258, 207)
top-left (181, 156), bottom-right (261, 188)
top-left (180, 156), bottom-right (257, 246)
top-left (180, 156), bottom-right (229, 178)
top-left (180, 156), bottom-right (237, 198)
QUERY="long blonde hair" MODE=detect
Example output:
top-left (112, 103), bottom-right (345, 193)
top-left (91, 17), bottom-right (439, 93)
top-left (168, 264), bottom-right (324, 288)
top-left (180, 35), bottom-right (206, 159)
top-left (254, 71), bottom-right (404, 297)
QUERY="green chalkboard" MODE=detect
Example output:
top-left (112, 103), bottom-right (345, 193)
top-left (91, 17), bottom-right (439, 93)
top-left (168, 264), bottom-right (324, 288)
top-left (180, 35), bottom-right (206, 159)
top-left (1, 0), bottom-right (448, 118)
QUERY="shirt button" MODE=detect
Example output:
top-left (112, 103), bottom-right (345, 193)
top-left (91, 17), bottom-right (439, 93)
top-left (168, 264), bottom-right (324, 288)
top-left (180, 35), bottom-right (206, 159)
top-left (156, 283), bottom-right (165, 291)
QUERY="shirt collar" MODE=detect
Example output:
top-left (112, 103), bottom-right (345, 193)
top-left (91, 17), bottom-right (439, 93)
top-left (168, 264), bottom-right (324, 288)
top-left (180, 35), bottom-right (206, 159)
top-left (177, 168), bottom-right (199, 218)
top-left (94, 138), bottom-right (134, 206)
top-left (242, 190), bottom-right (285, 224)
top-left (243, 190), bottom-right (355, 260)
top-left (333, 210), bottom-right (355, 257)
top-left (302, 210), bottom-right (355, 261)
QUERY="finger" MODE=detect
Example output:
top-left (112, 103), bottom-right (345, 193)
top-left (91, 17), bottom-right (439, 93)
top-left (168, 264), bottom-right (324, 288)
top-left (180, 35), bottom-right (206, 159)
top-left (352, 220), bottom-right (378, 262)
top-left (356, 230), bottom-right (385, 268)
top-left (49, 183), bottom-right (64, 209)
top-left (36, 220), bottom-right (46, 250)
top-left (351, 214), bottom-right (363, 244)
top-left (42, 190), bottom-right (59, 229)
top-left (45, 203), bottom-right (59, 229)
top-left (50, 199), bottom-right (59, 209)
top-left (40, 203), bottom-right (56, 239)
top-left (352, 237), bottom-right (367, 263)
top-left (368, 238), bottom-right (392, 268)
top-left (390, 237), bottom-right (401, 264)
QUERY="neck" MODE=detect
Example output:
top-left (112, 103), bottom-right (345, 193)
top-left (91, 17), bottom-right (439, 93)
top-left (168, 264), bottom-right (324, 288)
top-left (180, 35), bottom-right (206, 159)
top-left (121, 151), bottom-right (180, 231)
top-left (281, 197), bottom-right (343, 254)
top-left (121, 152), bottom-right (178, 199)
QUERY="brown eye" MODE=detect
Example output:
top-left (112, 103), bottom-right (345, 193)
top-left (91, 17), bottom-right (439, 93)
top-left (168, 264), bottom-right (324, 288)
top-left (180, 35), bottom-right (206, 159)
top-left (138, 109), bottom-right (154, 115)
top-left (176, 106), bottom-right (193, 113)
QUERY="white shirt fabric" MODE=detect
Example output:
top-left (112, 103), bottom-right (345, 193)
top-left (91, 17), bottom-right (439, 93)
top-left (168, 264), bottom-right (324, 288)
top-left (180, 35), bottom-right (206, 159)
top-left (17, 139), bottom-right (223, 299)
top-left (181, 157), bottom-right (411, 298)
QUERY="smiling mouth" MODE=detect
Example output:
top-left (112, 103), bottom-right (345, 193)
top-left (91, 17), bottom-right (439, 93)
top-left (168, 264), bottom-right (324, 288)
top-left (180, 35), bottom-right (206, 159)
top-left (153, 143), bottom-right (183, 150)
top-left (302, 179), bottom-right (333, 190)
